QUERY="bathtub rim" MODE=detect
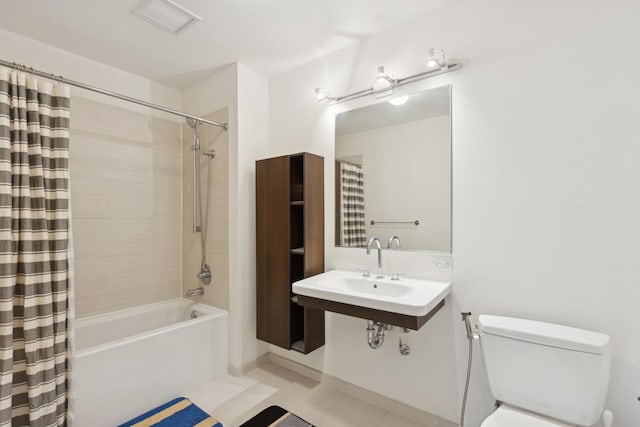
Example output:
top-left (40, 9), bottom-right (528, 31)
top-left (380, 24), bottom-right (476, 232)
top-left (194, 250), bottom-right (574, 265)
top-left (74, 298), bottom-right (228, 358)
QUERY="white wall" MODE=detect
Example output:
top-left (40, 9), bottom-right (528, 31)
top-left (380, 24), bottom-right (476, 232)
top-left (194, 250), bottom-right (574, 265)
top-left (70, 97), bottom-right (182, 316)
top-left (235, 63), bottom-right (270, 370)
top-left (269, 37), bottom-right (459, 424)
top-left (0, 30), bottom-right (181, 117)
top-left (268, 1), bottom-right (640, 425)
top-left (183, 64), bottom-right (241, 372)
top-left (183, 63), bottom-right (270, 374)
top-left (0, 30), bottom-right (185, 317)
top-left (336, 115), bottom-right (451, 251)
top-left (181, 108), bottom-right (230, 311)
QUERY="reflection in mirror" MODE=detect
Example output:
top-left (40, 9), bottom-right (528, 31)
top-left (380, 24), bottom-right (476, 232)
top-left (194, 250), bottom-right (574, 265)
top-left (334, 85), bottom-right (451, 252)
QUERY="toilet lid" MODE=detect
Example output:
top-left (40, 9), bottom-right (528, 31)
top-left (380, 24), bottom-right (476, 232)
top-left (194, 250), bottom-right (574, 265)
top-left (481, 405), bottom-right (572, 427)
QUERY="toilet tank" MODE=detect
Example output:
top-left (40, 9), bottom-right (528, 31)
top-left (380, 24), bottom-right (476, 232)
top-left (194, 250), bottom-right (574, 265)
top-left (478, 315), bottom-right (611, 426)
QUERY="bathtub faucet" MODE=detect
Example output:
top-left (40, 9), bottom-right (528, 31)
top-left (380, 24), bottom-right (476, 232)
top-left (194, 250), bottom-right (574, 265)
top-left (186, 287), bottom-right (204, 298)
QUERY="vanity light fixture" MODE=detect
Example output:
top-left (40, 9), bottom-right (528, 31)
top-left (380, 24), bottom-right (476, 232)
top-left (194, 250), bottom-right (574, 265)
top-left (375, 66), bottom-right (395, 85)
top-left (373, 66), bottom-right (396, 98)
top-left (314, 48), bottom-right (461, 105)
top-left (314, 87), bottom-right (335, 104)
top-left (426, 48), bottom-right (447, 69)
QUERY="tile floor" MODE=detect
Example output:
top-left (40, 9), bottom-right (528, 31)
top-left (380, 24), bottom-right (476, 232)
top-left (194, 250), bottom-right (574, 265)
top-left (185, 361), bottom-right (451, 427)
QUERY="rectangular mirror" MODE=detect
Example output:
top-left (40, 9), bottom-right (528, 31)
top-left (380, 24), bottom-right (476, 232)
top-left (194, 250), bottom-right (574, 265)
top-left (334, 85), bottom-right (451, 252)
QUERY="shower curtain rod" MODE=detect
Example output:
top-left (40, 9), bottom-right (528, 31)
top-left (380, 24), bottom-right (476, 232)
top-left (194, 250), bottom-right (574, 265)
top-left (0, 59), bottom-right (228, 130)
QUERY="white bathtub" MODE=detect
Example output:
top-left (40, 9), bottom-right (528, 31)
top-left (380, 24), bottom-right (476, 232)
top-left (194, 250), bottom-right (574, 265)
top-left (72, 299), bottom-right (228, 427)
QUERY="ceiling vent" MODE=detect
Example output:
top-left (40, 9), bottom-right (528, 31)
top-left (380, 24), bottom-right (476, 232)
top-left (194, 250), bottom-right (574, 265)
top-left (133, 0), bottom-right (202, 36)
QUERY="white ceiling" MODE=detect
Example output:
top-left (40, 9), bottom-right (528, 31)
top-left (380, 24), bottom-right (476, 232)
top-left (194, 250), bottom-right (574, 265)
top-left (0, 0), bottom-right (448, 88)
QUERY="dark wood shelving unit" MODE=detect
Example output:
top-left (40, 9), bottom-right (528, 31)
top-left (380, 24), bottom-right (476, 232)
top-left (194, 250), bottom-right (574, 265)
top-left (256, 152), bottom-right (325, 354)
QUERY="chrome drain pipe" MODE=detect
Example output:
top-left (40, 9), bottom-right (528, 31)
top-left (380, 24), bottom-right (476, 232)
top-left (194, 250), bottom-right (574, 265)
top-left (367, 320), bottom-right (390, 349)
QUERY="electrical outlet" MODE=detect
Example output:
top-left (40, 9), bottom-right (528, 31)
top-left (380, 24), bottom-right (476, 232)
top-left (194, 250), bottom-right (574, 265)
top-left (433, 256), bottom-right (452, 269)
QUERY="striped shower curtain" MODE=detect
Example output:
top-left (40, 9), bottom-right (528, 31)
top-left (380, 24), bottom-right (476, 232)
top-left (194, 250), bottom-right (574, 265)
top-left (0, 68), bottom-right (71, 426)
top-left (339, 162), bottom-right (366, 247)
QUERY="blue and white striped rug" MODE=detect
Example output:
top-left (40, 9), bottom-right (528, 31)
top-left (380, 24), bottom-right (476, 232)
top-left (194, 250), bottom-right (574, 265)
top-left (118, 397), bottom-right (222, 427)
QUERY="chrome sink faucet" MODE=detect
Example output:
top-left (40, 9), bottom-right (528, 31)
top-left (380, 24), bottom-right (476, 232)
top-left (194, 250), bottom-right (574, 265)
top-left (366, 237), bottom-right (384, 278)
top-left (387, 235), bottom-right (401, 250)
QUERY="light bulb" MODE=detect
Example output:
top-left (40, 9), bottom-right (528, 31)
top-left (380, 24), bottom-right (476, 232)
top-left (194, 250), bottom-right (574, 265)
top-left (389, 96), bottom-right (408, 106)
top-left (376, 66), bottom-right (394, 84)
top-left (426, 48), bottom-right (446, 68)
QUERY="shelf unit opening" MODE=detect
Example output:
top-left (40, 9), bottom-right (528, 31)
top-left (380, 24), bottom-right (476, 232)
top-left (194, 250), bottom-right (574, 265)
top-left (290, 255), bottom-right (304, 285)
top-left (290, 303), bottom-right (305, 350)
top-left (290, 205), bottom-right (304, 249)
top-left (290, 155), bottom-right (304, 202)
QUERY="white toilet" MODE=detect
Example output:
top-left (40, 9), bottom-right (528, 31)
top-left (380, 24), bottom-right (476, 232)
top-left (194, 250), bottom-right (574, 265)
top-left (478, 315), bottom-right (611, 427)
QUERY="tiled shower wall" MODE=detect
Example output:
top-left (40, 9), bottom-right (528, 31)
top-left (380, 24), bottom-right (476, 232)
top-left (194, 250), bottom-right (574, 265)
top-left (181, 108), bottom-right (229, 310)
top-left (71, 97), bottom-right (183, 317)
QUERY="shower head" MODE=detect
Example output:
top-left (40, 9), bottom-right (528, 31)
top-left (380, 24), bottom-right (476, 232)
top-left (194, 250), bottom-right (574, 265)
top-left (186, 117), bottom-right (200, 142)
top-left (187, 117), bottom-right (200, 149)
top-left (186, 117), bottom-right (198, 129)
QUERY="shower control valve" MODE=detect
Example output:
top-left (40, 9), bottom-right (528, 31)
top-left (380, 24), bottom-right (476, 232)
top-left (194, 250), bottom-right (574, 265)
top-left (198, 264), bottom-right (212, 285)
